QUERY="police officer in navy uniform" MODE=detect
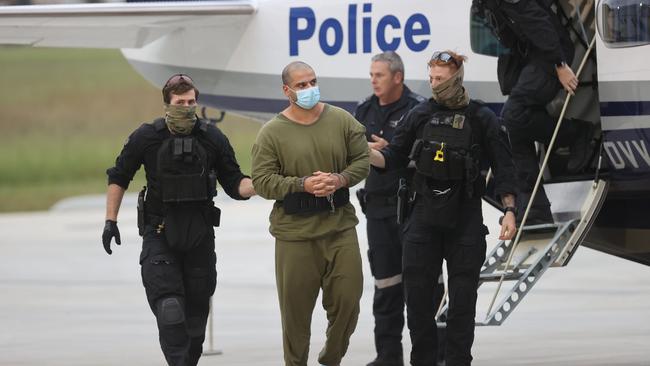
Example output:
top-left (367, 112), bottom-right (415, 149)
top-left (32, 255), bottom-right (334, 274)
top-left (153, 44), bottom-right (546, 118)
top-left (355, 51), bottom-right (447, 366)
top-left (369, 51), bottom-right (517, 366)
top-left (102, 74), bottom-right (255, 366)
top-left (472, 0), bottom-right (595, 224)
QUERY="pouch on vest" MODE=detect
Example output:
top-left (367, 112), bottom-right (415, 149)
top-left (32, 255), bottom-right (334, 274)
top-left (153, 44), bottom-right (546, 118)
top-left (157, 137), bottom-right (209, 203)
top-left (413, 174), bottom-right (462, 229)
top-left (414, 141), bottom-right (467, 181)
top-left (413, 109), bottom-right (474, 182)
top-left (163, 202), bottom-right (212, 251)
top-left (156, 135), bottom-right (212, 250)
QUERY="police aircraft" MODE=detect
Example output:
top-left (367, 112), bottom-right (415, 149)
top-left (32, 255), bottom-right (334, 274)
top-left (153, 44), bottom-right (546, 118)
top-left (0, 0), bottom-right (648, 323)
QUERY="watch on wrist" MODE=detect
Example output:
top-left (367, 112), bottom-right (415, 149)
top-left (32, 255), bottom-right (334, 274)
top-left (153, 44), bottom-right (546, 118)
top-left (299, 176), bottom-right (307, 191)
top-left (555, 60), bottom-right (567, 68)
top-left (504, 206), bottom-right (517, 216)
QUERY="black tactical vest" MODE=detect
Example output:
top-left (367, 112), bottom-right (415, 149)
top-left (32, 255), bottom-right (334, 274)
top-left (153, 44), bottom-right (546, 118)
top-left (157, 135), bottom-right (210, 203)
top-left (408, 101), bottom-right (483, 228)
top-left (410, 101), bottom-right (481, 196)
top-left (152, 118), bottom-right (218, 250)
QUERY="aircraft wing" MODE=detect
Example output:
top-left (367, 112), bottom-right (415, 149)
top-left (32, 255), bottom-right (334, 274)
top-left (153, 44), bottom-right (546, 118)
top-left (0, 0), bottom-right (255, 49)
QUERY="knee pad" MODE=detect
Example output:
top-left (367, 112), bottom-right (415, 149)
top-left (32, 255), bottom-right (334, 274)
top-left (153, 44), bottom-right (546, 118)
top-left (157, 297), bottom-right (185, 326)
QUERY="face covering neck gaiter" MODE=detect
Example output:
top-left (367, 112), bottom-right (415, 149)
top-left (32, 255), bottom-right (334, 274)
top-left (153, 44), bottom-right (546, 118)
top-left (164, 104), bottom-right (197, 135)
top-left (431, 64), bottom-right (470, 109)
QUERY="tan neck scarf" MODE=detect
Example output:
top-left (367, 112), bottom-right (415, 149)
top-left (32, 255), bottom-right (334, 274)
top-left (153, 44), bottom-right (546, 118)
top-left (164, 104), bottom-right (197, 135)
top-left (431, 64), bottom-right (470, 109)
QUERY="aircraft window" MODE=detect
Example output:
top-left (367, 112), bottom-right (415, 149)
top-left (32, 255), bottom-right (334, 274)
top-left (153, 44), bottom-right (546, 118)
top-left (598, 0), bottom-right (650, 48)
top-left (469, 11), bottom-right (510, 57)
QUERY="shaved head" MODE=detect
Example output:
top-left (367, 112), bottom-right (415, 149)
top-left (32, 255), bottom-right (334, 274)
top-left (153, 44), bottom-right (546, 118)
top-left (282, 61), bottom-right (314, 85)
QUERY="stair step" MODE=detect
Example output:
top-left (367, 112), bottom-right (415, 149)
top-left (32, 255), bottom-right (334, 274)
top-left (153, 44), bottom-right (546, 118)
top-left (520, 223), bottom-right (561, 233)
top-left (480, 272), bottom-right (523, 282)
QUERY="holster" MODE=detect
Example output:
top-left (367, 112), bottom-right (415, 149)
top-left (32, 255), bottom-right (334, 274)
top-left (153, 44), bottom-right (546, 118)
top-left (137, 186), bottom-right (146, 236)
top-left (396, 178), bottom-right (410, 225)
top-left (210, 204), bottom-right (221, 227)
top-left (282, 188), bottom-right (350, 215)
top-left (356, 188), bottom-right (367, 215)
top-left (409, 139), bottom-right (424, 161)
top-left (208, 170), bottom-right (218, 198)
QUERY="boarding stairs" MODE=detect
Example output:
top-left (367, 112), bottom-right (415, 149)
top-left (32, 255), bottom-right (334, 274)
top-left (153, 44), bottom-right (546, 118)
top-left (435, 179), bottom-right (608, 327)
top-left (436, 8), bottom-right (606, 326)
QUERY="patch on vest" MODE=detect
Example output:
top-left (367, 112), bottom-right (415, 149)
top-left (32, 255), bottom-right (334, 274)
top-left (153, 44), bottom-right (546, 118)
top-left (388, 119), bottom-right (401, 128)
top-left (452, 115), bottom-right (465, 129)
top-left (429, 114), bottom-right (465, 129)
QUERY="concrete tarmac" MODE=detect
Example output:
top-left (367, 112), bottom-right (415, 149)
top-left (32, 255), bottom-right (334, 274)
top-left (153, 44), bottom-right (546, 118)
top-left (0, 193), bottom-right (648, 366)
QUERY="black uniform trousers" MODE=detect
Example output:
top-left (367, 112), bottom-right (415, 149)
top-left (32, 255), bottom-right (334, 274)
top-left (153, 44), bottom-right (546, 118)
top-left (501, 61), bottom-right (579, 212)
top-left (402, 198), bottom-right (487, 366)
top-left (367, 215), bottom-right (405, 359)
top-left (367, 214), bottom-right (447, 361)
top-left (139, 224), bottom-right (217, 366)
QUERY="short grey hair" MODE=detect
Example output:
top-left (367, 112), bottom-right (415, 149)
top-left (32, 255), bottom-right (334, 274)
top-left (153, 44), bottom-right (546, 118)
top-left (281, 61), bottom-right (313, 85)
top-left (371, 51), bottom-right (405, 79)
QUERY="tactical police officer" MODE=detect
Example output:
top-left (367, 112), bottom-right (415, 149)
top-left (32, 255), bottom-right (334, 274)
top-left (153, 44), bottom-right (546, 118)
top-left (102, 74), bottom-right (255, 366)
top-left (369, 51), bottom-right (517, 366)
top-left (472, 0), bottom-right (595, 223)
top-left (354, 51), bottom-right (445, 366)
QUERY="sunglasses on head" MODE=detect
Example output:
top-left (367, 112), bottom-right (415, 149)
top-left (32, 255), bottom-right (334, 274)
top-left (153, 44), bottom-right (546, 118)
top-left (164, 74), bottom-right (194, 88)
top-left (429, 51), bottom-right (460, 68)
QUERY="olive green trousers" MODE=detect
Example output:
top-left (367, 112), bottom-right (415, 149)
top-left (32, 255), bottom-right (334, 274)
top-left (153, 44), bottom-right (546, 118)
top-left (275, 228), bottom-right (364, 366)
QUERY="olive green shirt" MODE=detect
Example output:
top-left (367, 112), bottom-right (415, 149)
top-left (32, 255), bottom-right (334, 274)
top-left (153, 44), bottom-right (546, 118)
top-left (252, 104), bottom-right (369, 241)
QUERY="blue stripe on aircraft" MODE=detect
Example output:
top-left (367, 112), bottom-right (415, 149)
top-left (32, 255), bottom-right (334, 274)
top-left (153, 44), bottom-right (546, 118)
top-left (202, 93), bottom-right (506, 116)
top-left (201, 94), bottom-right (358, 114)
top-left (202, 94), bottom-right (650, 120)
top-left (600, 101), bottom-right (650, 117)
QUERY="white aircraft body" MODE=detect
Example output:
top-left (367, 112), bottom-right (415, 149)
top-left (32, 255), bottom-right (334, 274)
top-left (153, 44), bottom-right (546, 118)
top-left (1, 0), bottom-right (649, 325)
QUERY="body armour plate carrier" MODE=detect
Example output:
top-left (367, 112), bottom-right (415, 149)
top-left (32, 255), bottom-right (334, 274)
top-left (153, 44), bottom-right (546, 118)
top-left (151, 119), bottom-right (219, 251)
top-left (157, 134), bottom-right (212, 203)
top-left (408, 101), bottom-right (482, 228)
top-left (409, 101), bottom-right (481, 197)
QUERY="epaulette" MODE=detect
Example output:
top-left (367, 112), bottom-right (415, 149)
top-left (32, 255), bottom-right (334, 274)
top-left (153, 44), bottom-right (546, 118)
top-left (152, 118), bottom-right (166, 131)
top-left (409, 91), bottom-right (427, 103)
top-left (466, 99), bottom-right (488, 122)
top-left (357, 95), bottom-right (372, 107)
top-left (198, 119), bottom-right (209, 132)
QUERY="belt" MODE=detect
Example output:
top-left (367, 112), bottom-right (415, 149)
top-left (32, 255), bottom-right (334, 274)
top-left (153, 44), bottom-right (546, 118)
top-left (280, 188), bottom-right (350, 215)
top-left (365, 193), bottom-right (398, 206)
top-left (145, 214), bottom-right (164, 226)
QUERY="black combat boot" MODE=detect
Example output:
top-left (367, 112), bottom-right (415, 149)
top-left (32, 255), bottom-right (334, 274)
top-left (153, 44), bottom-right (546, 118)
top-left (367, 355), bottom-right (404, 366)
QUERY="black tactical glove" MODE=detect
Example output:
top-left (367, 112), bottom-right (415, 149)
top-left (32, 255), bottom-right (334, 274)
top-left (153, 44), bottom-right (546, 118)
top-left (102, 220), bottom-right (121, 255)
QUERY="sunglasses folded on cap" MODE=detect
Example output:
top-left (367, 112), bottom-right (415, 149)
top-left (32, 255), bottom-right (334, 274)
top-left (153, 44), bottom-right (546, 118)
top-left (429, 51), bottom-right (461, 68)
top-left (164, 74), bottom-right (195, 88)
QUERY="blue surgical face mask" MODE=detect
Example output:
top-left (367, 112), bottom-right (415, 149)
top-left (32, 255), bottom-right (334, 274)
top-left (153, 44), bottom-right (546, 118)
top-left (290, 86), bottom-right (321, 110)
